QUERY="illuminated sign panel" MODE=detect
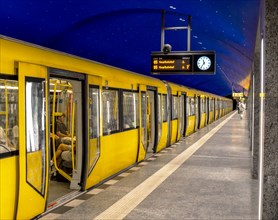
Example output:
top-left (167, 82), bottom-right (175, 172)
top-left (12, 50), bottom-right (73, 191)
top-left (151, 51), bottom-right (215, 74)
top-left (232, 92), bottom-right (244, 99)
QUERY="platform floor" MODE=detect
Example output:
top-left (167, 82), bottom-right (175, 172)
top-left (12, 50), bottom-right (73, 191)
top-left (41, 111), bottom-right (258, 220)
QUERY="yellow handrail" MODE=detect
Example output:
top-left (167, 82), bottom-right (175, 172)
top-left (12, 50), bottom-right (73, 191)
top-left (5, 81), bottom-right (8, 141)
top-left (51, 79), bottom-right (73, 182)
top-left (51, 80), bottom-right (58, 171)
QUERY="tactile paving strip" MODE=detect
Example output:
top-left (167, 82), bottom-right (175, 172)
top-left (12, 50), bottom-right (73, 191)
top-left (40, 151), bottom-right (165, 219)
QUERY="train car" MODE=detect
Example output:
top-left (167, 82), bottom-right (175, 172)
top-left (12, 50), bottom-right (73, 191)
top-left (0, 36), bottom-right (233, 219)
top-left (0, 36), bottom-right (169, 219)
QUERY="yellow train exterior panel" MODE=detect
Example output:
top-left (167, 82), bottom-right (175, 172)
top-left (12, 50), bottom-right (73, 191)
top-left (86, 129), bottom-right (138, 189)
top-left (170, 120), bottom-right (178, 144)
top-left (156, 122), bottom-right (168, 152)
top-left (186, 116), bottom-right (195, 136)
top-left (199, 113), bottom-right (207, 129)
top-left (0, 156), bottom-right (18, 220)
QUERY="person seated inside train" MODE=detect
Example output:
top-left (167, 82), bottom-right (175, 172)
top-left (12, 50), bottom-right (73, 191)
top-left (51, 143), bottom-right (73, 168)
top-left (0, 125), bottom-right (16, 153)
top-left (50, 141), bottom-right (76, 178)
top-left (55, 113), bottom-right (75, 144)
top-left (56, 113), bottom-right (70, 137)
top-left (12, 124), bottom-right (18, 148)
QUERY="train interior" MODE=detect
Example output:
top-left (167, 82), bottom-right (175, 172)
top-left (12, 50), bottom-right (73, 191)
top-left (0, 79), bottom-right (18, 153)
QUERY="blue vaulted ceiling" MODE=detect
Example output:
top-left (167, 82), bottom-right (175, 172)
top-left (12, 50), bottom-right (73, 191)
top-left (0, 0), bottom-right (261, 96)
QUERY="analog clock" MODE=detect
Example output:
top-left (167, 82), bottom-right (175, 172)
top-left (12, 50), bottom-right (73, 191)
top-left (197, 56), bottom-right (211, 71)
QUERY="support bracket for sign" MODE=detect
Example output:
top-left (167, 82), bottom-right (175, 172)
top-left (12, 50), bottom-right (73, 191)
top-left (161, 10), bottom-right (192, 52)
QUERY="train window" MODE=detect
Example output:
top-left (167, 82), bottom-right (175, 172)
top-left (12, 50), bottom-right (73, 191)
top-left (123, 91), bottom-right (139, 130)
top-left (200, 98), bottom-right (205, 113)
top-left (210, 99), bottom-right (214, 111)
top-left (89, 87), bottom-right (100, 139)
top-left (157, 94), bottom-right (162, 125)
top-left (0, 79), bottom-right (18, 154)
top-left (102, 89), bottom-right (119, 135)
top-left (162, 94), bottom-right (167, 122)
top-left (186, 97), bottom-right (190, 116)
top-left (25, 78), bottom-right (46, 194)
top-left (180, 95), bottom-right (185, 119)
top-left (189, 97), bottom-right (195, 116)
top-left (172, 95), bottom-right (179, 120)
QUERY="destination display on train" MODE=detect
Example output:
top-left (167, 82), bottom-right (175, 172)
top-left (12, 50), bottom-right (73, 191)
top-left (151, 51), bottom-right (215, 74)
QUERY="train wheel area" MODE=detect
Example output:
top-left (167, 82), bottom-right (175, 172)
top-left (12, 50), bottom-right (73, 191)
top-left (39, 111), bottom-right (258, 220)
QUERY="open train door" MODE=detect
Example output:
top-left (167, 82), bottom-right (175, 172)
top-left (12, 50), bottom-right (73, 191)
top-left (17, 62), bottom-right (49, 219)
top-left (146, 87), bottom-right (157, 155)
top-left (137, 84), bottom-right (147, 162)
top-left (85, 75), bottom-right (102, 189)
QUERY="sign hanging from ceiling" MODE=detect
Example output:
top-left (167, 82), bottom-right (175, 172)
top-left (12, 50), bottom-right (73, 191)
top-left (232, 92), bottom-right (244, 99)
top-left (151, 51), bottom-right (215, 74)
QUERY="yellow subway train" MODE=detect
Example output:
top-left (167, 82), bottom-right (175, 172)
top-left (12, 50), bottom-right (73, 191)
top-left (0, 36), bottom-right (233, 219)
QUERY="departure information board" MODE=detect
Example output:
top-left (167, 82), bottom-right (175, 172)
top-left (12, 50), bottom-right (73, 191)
top-left (151, 51), bottom-right (215, 74)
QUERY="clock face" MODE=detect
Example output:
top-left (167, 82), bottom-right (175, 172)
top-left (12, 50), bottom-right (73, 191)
top-left (197, 56), bottom-right (211, 71)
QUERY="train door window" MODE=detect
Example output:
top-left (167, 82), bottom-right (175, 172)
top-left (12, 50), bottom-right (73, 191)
top-left (200, 98), bottom-right (205, 113)
top-left (0, 79), bottom-right (18, 154)
top-left (210, 98), bottom-right (214, 111)
top-left (186, 96), bottom-right (190, 117)
top-left (123, 91), bottom-right (139, 130)
top-left (162, 94), bottom-right (167, 122)
top-left (102, 89), bottom-right (119, 135)
top-left (157, 94), bottom-right (162, 125)
top-left (141, 92), bottom-right (147, 149)
top-left (25, 78), bottom-right (46, 195)
top-left (89, 87), bottom-right (100, 139)
top-left (157, 94), bottom-right (162, 140)
top-left (172, 95), bottom-right (179, 120)
top-left (88, 86), bottom-right (100, 175)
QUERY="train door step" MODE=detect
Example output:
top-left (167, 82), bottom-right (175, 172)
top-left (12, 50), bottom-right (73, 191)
top-left (45, 190), bottom-right (85, 215)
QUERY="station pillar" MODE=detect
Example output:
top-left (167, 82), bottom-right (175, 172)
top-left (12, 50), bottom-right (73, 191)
top-left (252, 0), bottom-right (278, 219)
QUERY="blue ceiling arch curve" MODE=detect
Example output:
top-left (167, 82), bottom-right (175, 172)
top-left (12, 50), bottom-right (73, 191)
top-left (44, 8), bottom-right (163, 47)
top-left (0, 0), bottom-right (261, 96)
